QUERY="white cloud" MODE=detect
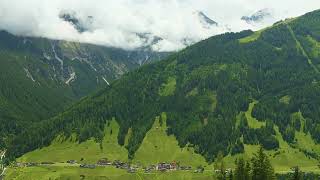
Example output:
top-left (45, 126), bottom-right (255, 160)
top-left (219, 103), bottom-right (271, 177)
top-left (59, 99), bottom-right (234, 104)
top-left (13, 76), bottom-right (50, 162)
top-left (0, 0), bottom-right (319, 51)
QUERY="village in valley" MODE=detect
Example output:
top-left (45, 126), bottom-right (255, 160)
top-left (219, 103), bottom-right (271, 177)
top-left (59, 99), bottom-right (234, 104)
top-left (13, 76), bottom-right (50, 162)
top-left (13, 158), bottom-right (217, 175)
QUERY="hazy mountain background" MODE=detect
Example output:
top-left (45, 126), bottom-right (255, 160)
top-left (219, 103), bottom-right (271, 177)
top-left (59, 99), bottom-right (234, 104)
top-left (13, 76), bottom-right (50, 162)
top-left (1, 0), bottom-right (319, 51)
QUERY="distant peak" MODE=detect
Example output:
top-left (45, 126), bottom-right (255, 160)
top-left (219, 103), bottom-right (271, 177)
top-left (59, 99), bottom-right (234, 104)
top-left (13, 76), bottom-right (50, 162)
top-left (59, 10), bottom-right (93, 33)
top-left (194, 11), bottom-right (218, 29)
top-left (241, 8), bottom-right (274, 24)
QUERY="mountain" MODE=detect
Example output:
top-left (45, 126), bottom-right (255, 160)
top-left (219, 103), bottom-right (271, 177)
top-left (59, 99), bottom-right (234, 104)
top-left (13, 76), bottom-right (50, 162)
top-left (59, 10), bottom-right (93, 33)
top-left (7, 9), bottom-right (320, 169)
top-left (0, 30), bottom-right (169, 148)
top-left (241, 8), bottom-right (274, 25)
top-left (196, 11), bottom-right (218, 29)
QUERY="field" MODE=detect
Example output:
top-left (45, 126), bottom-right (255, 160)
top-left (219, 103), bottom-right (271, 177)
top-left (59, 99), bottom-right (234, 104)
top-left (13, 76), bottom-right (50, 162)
top-left (18, 119), bottom-right (128, 164)
top-left (238, 30), bottom-right (262, 43)
top-left (9, 115), bottom-right (214, 179)
top-left (7, 106), bottom-right (320, 179)
top-left (5, 166), bottom-right (217, 180)
top-left (133, 113), bottom-right (210, 168)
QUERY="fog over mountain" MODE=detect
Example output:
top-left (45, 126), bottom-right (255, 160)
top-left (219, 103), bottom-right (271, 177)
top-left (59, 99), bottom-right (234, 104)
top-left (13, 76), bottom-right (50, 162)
top-left (0, 0), bottom-right (319, 51)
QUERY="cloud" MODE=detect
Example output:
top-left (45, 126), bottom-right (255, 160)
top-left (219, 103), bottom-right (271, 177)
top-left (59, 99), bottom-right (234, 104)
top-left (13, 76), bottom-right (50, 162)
top-left (0, 0), bottom-right (319, 51)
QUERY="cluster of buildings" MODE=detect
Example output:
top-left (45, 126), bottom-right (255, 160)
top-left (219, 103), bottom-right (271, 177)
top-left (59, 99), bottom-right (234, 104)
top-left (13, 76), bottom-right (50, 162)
top-left (14, 157), bottom-right (199, 174)
top-left (155, 162), bottom-right (178, 171)
top-left (79, 164), bottom-right (96, 169)
top-left (78, 159), bottom-right (135, 173)
top-left (214, 168), bottom-right (233, 175)
top-left (78, 159), bottom-right (195, 174)
top-left (143, 162), bottom-right (193, 173)
top-left (15, 162), bottom-right (44, 167)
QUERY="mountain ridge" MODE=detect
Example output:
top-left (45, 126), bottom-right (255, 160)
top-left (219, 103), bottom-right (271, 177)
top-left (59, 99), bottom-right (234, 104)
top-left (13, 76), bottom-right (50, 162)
top-left (0, 30), bottom-right (169, 149)
top-left (6, 9), bottom-right (320, 167)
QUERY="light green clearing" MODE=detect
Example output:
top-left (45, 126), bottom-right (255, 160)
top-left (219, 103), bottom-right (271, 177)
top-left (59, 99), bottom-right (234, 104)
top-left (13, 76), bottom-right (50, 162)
top-left (186, 87), bottom-right (199, 97)
top-left (239, 30), bottom-right (262, 43)
top-left (159, 77), bottom-right (176, 96)
top-left (238, 17), bottom-right (297, 44)
top-left (133, 113), bottom-right (210, 168)
top-left (207, 91), bottom-right (217, 112)
top-left (306, 35), bottom-right (320, 58)
top-left (19, 119), bottom-right (128, 164)
top-left (246, 101), bottom-right (265, 129)
top-left (293, 111), bottom-right (320, 155)
top-left (279, 95), bottom-right (291, 105)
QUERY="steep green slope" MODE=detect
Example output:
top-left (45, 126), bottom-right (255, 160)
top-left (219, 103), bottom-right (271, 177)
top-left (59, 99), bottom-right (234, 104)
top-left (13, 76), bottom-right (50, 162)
top-left (10, 108), bottom-right (319, 179)
top-left (18, 116), bottom-right (208, 167)
top-left (132, 113), bottom-right (209, 167)
top-left (0, 31), bottom-right (168, 148)
top-left (17, 119), bottom-right (128, 164)
top-left (7, 9), bottom-right (320, 166)
top-left (224, 103), bottom-right (319, 172)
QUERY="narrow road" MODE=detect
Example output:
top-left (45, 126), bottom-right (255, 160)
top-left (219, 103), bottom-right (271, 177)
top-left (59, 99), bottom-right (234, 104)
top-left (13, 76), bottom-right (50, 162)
top-left (0, 150), bottom-right (6, 178)
top-left (0, 168), bottom-right (6, 177)
top-left (0, 151), bottom-right (5, 160)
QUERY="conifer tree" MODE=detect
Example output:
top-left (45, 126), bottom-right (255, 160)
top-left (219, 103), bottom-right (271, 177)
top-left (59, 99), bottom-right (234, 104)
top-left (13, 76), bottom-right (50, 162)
top-left (244, 160), bottom-right (251, 180)
top-left (215, 151), bottom-right (226, 180)
top-left (291, 166), bottom-right (303, 180)
top-left (251, 146), bottom-right (275, 180)
top-left (234, 158), bottom-right (246, 180)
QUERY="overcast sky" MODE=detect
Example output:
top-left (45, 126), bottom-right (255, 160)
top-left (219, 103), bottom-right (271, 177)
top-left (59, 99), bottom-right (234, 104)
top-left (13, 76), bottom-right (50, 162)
top-left (0, 0), bottom-right (319, 51)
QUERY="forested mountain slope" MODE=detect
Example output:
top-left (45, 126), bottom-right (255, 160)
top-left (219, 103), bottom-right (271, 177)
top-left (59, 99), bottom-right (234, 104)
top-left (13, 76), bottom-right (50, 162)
top-left (8, 10), bottom-right (320, 163)
top-left (0, 31), bottom-right (168, 148)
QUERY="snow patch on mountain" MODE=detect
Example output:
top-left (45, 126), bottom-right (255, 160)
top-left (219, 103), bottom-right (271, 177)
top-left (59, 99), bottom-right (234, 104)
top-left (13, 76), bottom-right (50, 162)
top-left (102, 77), bottom-right (110, 85)
top-left (65, 71), bottom-right (76, 85)
top-left (23, 68), bottom-right (36, 82)
top-left (59, 10), bottom-right (93, 33)
top-left (51, 44), bottom-right (64, 70)
top-left (196, 11), bottom-right (218, 29)
top-left (241, 9), bottom-right (275, 26)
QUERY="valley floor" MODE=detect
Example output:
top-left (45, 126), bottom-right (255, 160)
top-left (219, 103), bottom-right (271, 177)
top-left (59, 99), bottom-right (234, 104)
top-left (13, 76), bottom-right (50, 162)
top-left (5, 165), bottom-right (217, 180)
top-left (5, 109), bottom-right (320, 179)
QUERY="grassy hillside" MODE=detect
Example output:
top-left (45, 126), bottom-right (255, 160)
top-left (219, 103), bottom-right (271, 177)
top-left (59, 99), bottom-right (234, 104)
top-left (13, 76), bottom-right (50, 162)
top-left (225, 102), bottom-right (320, 172)
top-left (18, 116), bottom-right (208, 167)
top-left (10, 117), bottom-right (214, 179)
top-left (7, 104), bottom-right (320, 179)
top-left (6, 112), bottom-right (320, 179)
top-left (18, 120), bottom-right (128, 164)
top-left (133, 113), bottom-right (209, 167)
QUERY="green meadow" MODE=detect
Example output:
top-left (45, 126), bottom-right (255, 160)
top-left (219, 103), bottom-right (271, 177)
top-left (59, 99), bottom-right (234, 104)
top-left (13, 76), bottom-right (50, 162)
top-left (133, 113), bottom-right (210, 168)
top-left (18, 119), bottom-right (128, 164)
top-left (8, 106), bottom-right (320, 179)
top-left (5, 166), bottom-right (217, 180)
